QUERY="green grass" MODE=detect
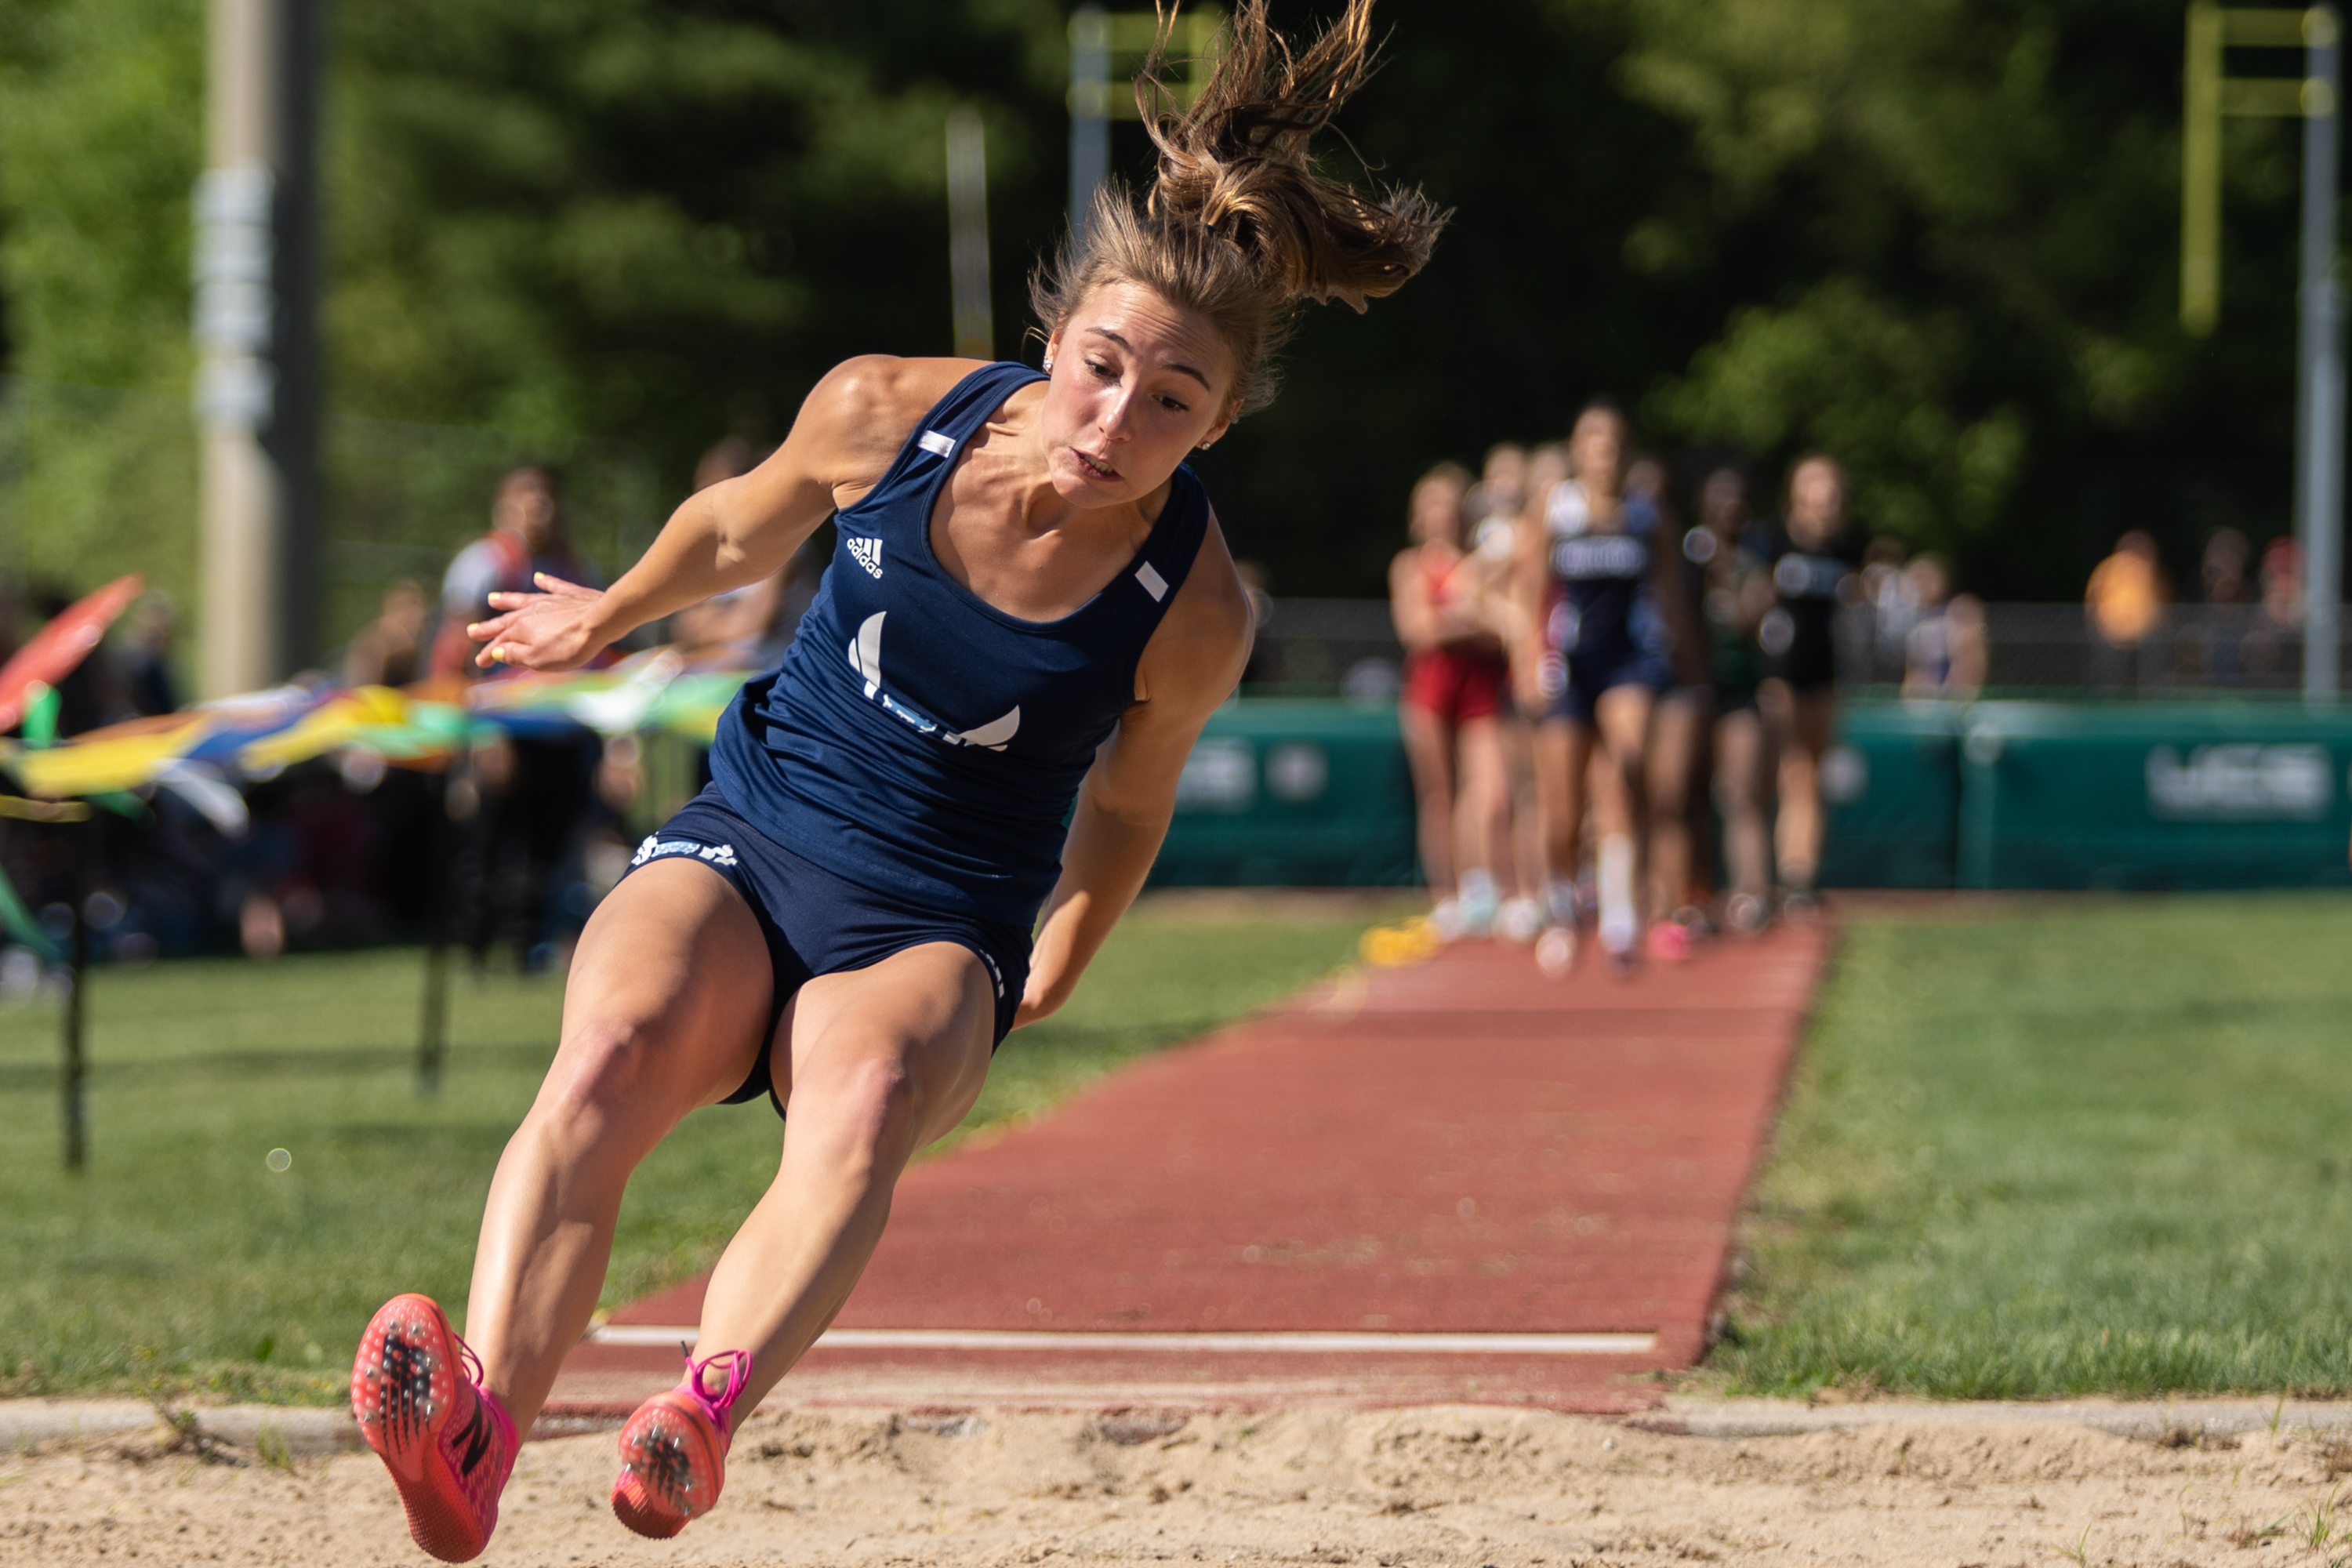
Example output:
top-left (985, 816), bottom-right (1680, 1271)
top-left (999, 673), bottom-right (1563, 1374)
top-left (1714, 892), bottom-right (2352, 1399)
top-left (0, 895), bottom-right (1404, 1404)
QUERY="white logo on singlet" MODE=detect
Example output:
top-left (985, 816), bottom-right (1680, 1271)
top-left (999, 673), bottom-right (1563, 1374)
top-left (844, 610), bottom-right (1022, 750)
top-left (848, 536), bottom-right (884, 578)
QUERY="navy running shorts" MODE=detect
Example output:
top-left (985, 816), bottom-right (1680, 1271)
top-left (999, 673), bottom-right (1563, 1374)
top-left (616, 784), bottom-right (1032, 1119)
top-left (1545, 650), bottom-right (1674, 724)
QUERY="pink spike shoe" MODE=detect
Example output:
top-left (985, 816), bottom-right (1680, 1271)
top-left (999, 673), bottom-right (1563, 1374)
top-left (351, 1293), bottom-right (518, 1563)
top-left (611, 1347), bottom-right (753, 1537)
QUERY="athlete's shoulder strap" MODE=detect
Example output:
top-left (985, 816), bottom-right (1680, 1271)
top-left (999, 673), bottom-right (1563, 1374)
top-left (844, 362), bottom-right (1048, 520)
top-left (902, 361), bottom-right (1047, 470)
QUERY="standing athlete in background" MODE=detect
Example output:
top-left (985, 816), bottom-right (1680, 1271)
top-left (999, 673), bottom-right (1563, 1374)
top-left (1686, 461), bottom-right (1775, 935)
top-left (1515, 403), bottom-right (1673, 973)
top-left (1391, 462), bottom-right (1512, 939)
top-left (346, 3), bottom-right (1443, 1560)
top-left (1755, 454), bottom-right (1857, 916)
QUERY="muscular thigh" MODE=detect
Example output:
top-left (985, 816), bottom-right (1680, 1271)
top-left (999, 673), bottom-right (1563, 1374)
top-left (779, 943), bottom-right (997, 1151)
top-left (542, 858), bottom-right (776, 1119)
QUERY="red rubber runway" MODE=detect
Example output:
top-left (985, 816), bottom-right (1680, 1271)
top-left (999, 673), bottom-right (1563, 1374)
top-left (554, 923), bottom-right (1829, 1417)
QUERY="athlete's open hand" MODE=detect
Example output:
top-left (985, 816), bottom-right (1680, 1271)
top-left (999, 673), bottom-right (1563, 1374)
top-left (469, 573), bottom-right (611, 672)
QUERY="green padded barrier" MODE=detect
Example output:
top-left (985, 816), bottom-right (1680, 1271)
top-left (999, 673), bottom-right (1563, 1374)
top-left (1955, 701), bottom-right (2352, 890)
top-left (1818, 702), bottom-right (1963, 889)
top-left (1151, 699), bottom-right (1418, 887)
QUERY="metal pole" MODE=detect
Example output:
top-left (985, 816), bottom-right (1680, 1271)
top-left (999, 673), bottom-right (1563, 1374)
top-left (195, 0), bottom-right (321, 698)
top-left (60, 823), bottom-right (94, 1173)
top-left (2303, 6), bottom-right (2343, 703)
top-left (1068, 5), bottom-right (1109, 246)
top-left (417, 768), bottom-right (452, 1095)
top-left (946, 111), bottom-right (993, 360)
top-left (2185, 2), bottom-right (2224, 336)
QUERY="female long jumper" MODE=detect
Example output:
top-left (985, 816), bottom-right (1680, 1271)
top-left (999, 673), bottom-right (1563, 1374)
top-left (347, 3), bottom-right (1444, 1559)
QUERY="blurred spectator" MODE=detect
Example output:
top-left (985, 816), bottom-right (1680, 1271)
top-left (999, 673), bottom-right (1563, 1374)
top-left (670, 437), bottom-right (816, 670)
top-left (124, 590), bottom-right (179, 717)
top-left (2085, 530), bottom-right (2168, 649)
top-left (1898, 555), bottom-right (1986, 700)
top-left (2201, 528), bottom-right (2252, 604)
top-left (1860, 535), bottom-right (1912, 676)
top-left (434, 466), bottom-right (603, 971)
top-left (1392, 461), bottom-right (1512, 940)
top-left (430, 463), bottom-right (599, 679)
top-left (2242, 537), bottom-right (2306, 676)
top-left (1464, 443), bottom-right (1528, 556)
top-left (344, 579), bottom-right (429, 688)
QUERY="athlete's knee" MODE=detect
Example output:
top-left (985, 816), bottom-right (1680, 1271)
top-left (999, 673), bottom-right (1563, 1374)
top-left (794, 1052), bottom-right (929, 1172)
top-left (538, 1017), bottom-right (683, 1126)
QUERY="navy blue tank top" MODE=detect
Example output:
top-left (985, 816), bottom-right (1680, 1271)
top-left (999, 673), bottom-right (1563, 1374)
top-left (1542, 480), bottom-right (1667, 663)
top-left (710, 362), bottom-right (1210, 925)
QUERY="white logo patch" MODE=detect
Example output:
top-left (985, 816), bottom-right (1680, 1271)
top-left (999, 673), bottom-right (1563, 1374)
top-left (631, 836), bottom-right (739, 869)
top-left (1135, 561), bottom-right (1169, 601)
top-left (847, 536), bottom-right (884, 578)
top-left (840, 606), bottom-right (1020, 750)
top-left (916, 430), bottom-right (956, 458)
top-left (950, 706), bottom-right (1021, 750)
top-left (848, 611), bottom-right (885, 698)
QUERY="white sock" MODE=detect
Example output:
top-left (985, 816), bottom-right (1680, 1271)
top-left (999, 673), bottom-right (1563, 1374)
top-left (1459, 867), bottom-right (1497, 911)
top-left (1544, 876), bottom-right (1578, 927)
top-left (1598, 834), bottom-right (1637, 954)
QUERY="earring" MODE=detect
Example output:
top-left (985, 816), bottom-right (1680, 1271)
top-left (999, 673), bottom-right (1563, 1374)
top-left (1042, 356), bottom-right (1055, 372)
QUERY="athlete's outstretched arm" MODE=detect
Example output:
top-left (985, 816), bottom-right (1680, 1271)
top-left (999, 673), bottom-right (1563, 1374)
top-left (466, 356), bottom-right (984, 671)
top-left (1018, 517), bottom-right (1254, 1026)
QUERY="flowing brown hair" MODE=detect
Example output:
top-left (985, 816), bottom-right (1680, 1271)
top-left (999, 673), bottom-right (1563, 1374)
top-left (1029, 0), bottom-right (1447, 413)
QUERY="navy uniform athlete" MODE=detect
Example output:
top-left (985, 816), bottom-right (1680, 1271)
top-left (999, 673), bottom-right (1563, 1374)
top-left (1512, 402), bottom-right (1671, 971)
top-left (347, 4), bottom-right (1443, 1559)
top-left (1754, 453), bottom-right (1858, 915)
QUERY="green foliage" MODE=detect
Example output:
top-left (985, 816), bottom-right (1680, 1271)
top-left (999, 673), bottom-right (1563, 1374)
top-left (1715, 895), bottom-right (2352, 1398)
top-left (0, 901), bottom-right (1393, 1402)
top-left (0, 0), bottom-right (2325, 610)
top-left (0, 0), bottom-right (203, 604)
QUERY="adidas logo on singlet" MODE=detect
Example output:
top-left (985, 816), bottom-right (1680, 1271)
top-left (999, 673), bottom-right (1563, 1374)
top-left (848, 536), bottom-right (884, 578)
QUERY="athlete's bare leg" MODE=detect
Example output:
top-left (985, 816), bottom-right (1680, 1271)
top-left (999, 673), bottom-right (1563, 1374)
top-left (691, 942), bottom-right (996, 1414)
top-left (1452, 713), bottom-right (1510, 892)
top-left (1532, 716), bottom-right (1592, 890)
top-left (1762, 680), bottom-right (1837, 892)
top-left (1399, 701), bottom-right (1459, 899)
top-left (1712, 705), bottom-right (1771, 912)
top-left (464, 859), bottom-right (775, 1433)
top-left (1645, 690), bottom-right (1707, 916)
top-left (1589, 684), bottom-right (1653, 843)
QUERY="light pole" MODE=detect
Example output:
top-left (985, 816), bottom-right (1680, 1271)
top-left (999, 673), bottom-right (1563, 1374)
top-left (2181, 3), bottom-right (2344, 702)
top-left (948, 110), bottom-right (994, 359)
top-left (194, 0), bottom-right (321, 698)
top-left (1066, 7), bottom-right (1226, 245)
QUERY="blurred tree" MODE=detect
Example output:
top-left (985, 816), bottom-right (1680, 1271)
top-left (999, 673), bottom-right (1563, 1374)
top-left (0, 0), bottom-right (2325, 613)
top-left (0, 0), bottom-right (203, 608)
top-left (1588, 0), bottom-right (2303, 595)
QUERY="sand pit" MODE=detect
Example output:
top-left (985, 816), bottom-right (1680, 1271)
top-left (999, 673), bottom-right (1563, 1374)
top-left (8, 1400), bottom-right (2350, 1566)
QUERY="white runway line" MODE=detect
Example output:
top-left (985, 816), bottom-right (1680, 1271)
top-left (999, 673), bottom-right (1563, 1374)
top-left (589, 1326), bottom-right (1658, 1356)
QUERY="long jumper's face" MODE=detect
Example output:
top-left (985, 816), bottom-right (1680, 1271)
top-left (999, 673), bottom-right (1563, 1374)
top-left (1039, 281), bottom-right (1239, 511)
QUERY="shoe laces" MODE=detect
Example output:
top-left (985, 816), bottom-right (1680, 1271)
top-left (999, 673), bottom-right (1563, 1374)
top-left (681, 1347), bottom-right (753, 1439)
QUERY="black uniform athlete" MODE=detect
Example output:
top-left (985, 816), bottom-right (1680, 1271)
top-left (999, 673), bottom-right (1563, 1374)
top-left (1755, 454), bottom-right (1857, 913)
